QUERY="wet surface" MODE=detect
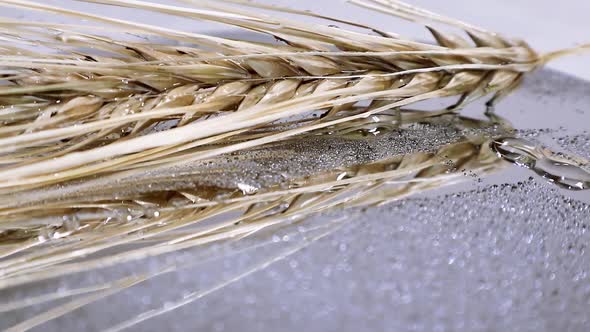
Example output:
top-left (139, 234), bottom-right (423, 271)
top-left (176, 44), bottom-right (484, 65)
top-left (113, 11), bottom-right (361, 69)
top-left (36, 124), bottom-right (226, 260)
top-left (491, 137), bottom-right (589, 190)
top-left (136, 179), bottom-right (589, 332)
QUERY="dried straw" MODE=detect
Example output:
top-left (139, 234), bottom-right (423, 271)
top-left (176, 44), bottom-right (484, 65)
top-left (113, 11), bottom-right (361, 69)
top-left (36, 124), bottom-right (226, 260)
top-left (0, 0), bottom-right (587, 329)
top-left (0, 0), bottom-right (548, 190)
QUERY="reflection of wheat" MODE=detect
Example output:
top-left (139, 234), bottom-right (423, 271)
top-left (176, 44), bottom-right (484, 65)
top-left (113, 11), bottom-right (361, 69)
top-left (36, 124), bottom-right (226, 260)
top-left (0, 127), bottom-right (503, 276)
top-left (0, 128), bottom-right (505, 330)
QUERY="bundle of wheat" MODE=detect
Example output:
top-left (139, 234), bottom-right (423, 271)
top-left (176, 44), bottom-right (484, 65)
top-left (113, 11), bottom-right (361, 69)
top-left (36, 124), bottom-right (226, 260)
top-left (0, 0), bottom-right (563, 189)
top-left (0, 0), bottom-right (588, 330)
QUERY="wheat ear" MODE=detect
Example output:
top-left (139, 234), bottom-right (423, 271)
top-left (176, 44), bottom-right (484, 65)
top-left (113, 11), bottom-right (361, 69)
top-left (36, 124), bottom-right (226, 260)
top-left (0, 0), bottom-right (546, 191)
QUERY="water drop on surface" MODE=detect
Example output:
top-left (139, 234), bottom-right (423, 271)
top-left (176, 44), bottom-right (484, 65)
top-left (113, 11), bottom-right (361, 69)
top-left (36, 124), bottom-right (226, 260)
top-left (492, 137), bottom-right (590, 190)
top-left (63, 215), bottom-right (80, 232)
top-left (238, 183), bottom-right (259, 195)
top-left (37, 227), bottom-right (55, 242)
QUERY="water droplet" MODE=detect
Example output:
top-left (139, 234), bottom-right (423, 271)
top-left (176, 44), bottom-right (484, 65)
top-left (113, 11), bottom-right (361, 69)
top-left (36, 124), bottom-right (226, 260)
top-left (491, 137), bottom-right (590, 190)
top-left (238, 183), bottom-right (259, 195)
top-left (38, 228), bottom-right (55, 242)
top-left (63, 215), bottom-right (80, 232)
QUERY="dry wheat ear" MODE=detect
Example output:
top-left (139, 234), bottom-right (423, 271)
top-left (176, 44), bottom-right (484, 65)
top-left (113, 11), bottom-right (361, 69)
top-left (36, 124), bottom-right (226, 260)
top-left (0, 1), bottom-right (588, 331)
